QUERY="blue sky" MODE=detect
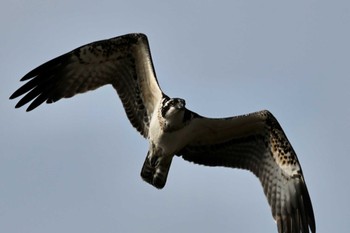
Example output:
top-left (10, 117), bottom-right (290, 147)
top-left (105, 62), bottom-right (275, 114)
top-left (1, 1), bottom-right (349, 232)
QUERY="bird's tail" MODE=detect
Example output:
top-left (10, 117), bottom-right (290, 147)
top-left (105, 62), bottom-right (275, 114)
top-left (140, 152), bottom-right (173, 189)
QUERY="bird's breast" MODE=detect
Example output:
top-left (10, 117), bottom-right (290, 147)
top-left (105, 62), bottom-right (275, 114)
top-left (148, 115), bottom-right (192, 155)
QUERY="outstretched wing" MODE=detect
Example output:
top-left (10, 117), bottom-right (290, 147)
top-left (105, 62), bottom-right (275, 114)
top-left (10, 33), bottom-right (163, 137)
top-left (177, 110), bottom-right (315, 233)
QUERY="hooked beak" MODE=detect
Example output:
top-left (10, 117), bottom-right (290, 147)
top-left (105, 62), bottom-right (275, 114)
top-left (175, 98), bottom-right (186, 109)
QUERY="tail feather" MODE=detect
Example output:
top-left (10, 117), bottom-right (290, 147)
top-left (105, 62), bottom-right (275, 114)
top-left (140, 154), bottom-right (173, 189)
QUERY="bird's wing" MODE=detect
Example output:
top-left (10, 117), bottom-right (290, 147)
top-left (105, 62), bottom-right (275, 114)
top-left (10, 33), bottom-right (163, 137)
top-left (177, 110), bottom-right (315, 233)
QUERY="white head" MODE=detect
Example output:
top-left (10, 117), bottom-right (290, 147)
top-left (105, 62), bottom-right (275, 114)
top-left (160, 96), bottom-right (186, 132)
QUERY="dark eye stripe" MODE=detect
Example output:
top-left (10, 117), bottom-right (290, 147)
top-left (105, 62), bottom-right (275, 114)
top-left (161, 96), bottom-right (172, 117)
top-left (161, 104), bottom-right (170, 117)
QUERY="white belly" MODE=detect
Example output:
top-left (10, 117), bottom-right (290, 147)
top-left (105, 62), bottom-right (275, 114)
top-left (148, 113), bottom-right (190, 155)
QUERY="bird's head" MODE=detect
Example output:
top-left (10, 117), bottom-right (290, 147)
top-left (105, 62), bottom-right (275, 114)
top-left (161, 96), bottom-right (186, 118)
top-left (159, 96), bottom-right (186, 132)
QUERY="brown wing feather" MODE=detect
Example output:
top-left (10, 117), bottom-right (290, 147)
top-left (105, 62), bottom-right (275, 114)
top-left (177, 110), bottom-right (315, 233)
top-left (10, 33), bottom-right (163, 137)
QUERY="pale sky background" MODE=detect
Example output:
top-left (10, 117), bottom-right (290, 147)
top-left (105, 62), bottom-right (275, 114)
top-left (1, 1), bottom-right (349, 233)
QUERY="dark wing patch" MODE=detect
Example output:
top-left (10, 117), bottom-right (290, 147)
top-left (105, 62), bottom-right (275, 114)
top-left (10, 33), bottom-right (163, 137)
top-left (177, 110), bottom-right (315, 233)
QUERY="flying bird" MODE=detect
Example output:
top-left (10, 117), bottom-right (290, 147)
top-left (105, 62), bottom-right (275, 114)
top-left (10, 33), bottom-right (315, 233)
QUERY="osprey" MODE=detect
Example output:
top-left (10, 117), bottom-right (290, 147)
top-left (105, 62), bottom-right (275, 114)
top-left (10, 33), bottom-right (315, 233)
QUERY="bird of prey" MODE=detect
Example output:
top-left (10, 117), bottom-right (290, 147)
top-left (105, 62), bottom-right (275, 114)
top-left (10, 33), bottom-right (315, 233)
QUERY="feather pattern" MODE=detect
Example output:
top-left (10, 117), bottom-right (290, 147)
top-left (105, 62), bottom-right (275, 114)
top-left (9, 33), bottom-right (162, 137)
top-left (178, 110), bottom-right (315, 233)
top-left (10, 33), bottom-right (315, 233)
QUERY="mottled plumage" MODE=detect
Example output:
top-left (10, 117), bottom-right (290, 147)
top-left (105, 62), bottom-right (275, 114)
top-left (10, 33), bottom-right (315, 233)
